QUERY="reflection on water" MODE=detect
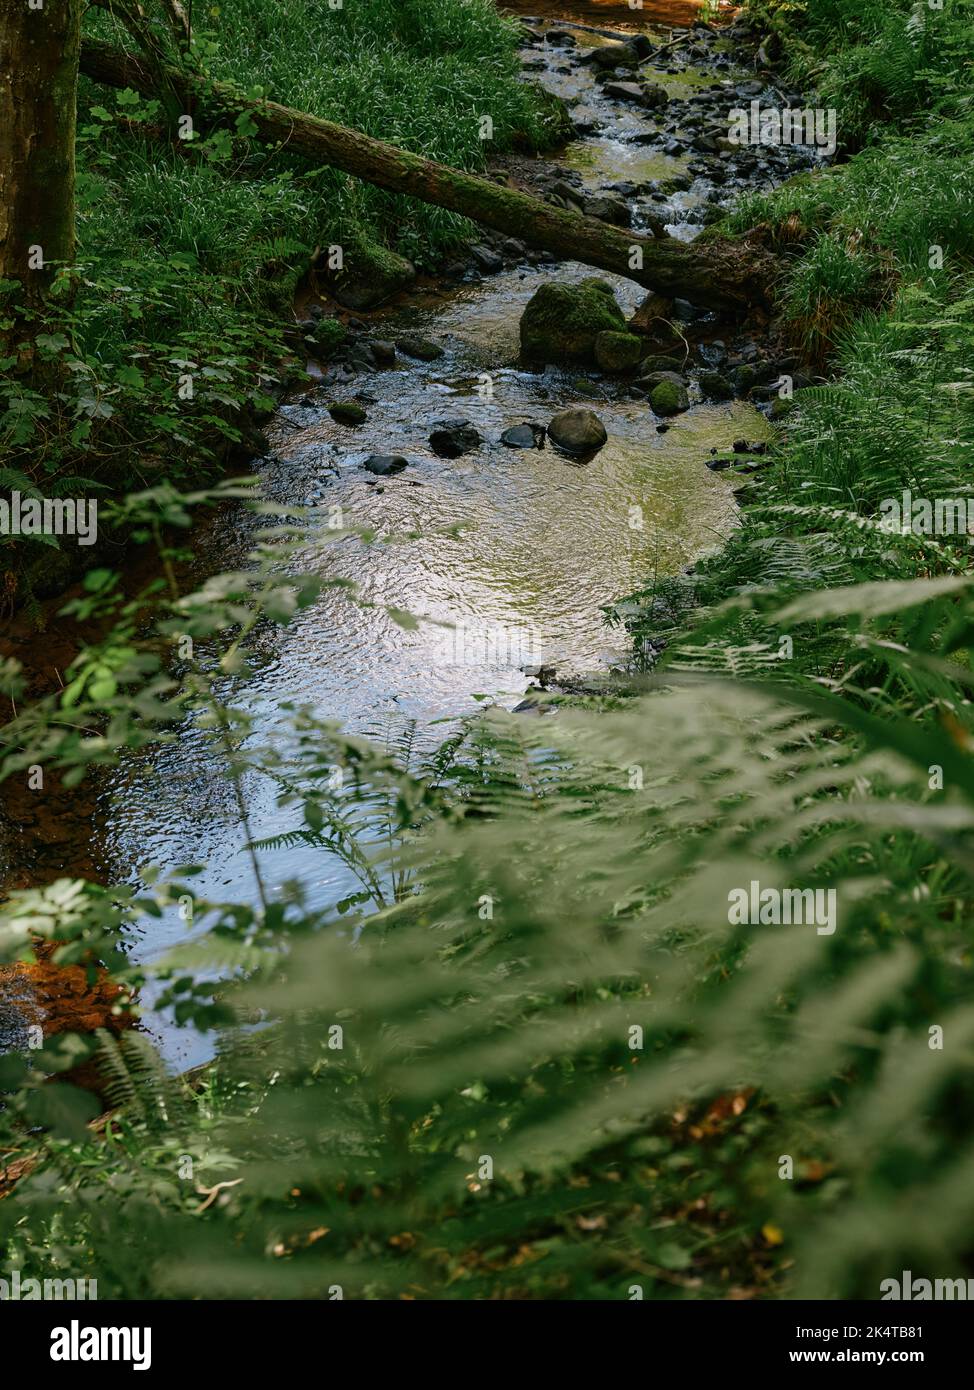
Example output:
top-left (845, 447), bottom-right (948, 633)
top-left (3, 0), bottom-right (762, 1066)
top-left (89, 256), bottom-right (765, 1071)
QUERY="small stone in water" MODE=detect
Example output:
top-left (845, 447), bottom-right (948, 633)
top-left (328, 400), bottom-right (367, 426)
top-left (370, 340), bottom-right (397, 367)
top-left (396, 336), bottom-right (444, 361)
top-left (429, 420), bottom-right (482, 457)
top-left (501, 423), bottom-right (546, 449)
top-left (547, 407), bottom-right (607, 457)
top-left (363, 455), bottom-right (409, 476)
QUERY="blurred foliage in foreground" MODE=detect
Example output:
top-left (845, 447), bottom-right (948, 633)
top-left (2, 488), bottom-right (974, 1297)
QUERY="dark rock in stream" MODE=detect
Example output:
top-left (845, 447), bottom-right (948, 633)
top-left (369, 340), bottom-right (397, 367)
top-left (344, 343), bottom-right (378, 372)
top-left (363, 454), bottom-right (409, 476)
top-left (582, 42), bottom-right (640, 69)
top-left (601, 80), bottom-right (644, 104)
top-left (328, 401), bottom-right (368, 426)
top-left (571, 112), bottom-right (600, 135)
top-left (501, 423), bottom-right (546, 449)
top-left (469, 244), bottom-right (504, 275)
top-left (547, 407), bottom-right (607, 457)
top-left (641, 84), bottom-right (669, 110)
top-left (396, 336), bottom-right (444, 361)
top-left (429, 420), bottom-right (482, 457)
top-left (582, 194), bottom-right (631, 227)
top-left (700, 371), bottom-right (735, 401)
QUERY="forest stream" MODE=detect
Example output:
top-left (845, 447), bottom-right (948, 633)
top-left (1, 3), bottom-right (824, 1068)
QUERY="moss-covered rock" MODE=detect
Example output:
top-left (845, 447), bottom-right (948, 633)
top-left (769, 397), bottom-right (796, 421)
top-left (700, 370), bottom-right (734, 401)
top-left (328, 400), bottom-right (367, 426)
top-left (650, 380), bottom-right (689, 416)
top-left (641, 355), bottom-right (685, 374)
top-left (520, 278), bottom-right (626, 366)
top-left (594, 330), bottom-right (644, 373)
top-left (311, 317), bottom-right (347, 356)
top-left (327, 236), bottom-right (416, 310)
top-left (731, 363), bottom-right (757, 394)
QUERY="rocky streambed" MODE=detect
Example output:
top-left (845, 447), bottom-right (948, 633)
top-left (1, 8), bottom-right (828, 1066)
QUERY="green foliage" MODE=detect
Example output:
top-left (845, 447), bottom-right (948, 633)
top-left (725, 0), bottom-right (974, 359)
top-left (3, 475), bottom-right (974, 1297)
top-left (744, 0), bottom-right (974, 147)
top-left (3, 0), bottom-right (974, 1306)
top-left (1, 0), bottom-right (558, 583)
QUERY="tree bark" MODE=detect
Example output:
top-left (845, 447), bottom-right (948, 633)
top-left (78, 39), bottom-right (781, 315)
top-left (0, 1), bottom-right (83, 315)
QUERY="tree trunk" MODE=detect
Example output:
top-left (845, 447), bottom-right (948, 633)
top-left (78, 39), bottom-right (781, 315)
top-left (0, 1), bottom-right (83, 318)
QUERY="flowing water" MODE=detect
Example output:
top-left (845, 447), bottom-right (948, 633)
top-left (3, 4), bottom-right (786, 1066)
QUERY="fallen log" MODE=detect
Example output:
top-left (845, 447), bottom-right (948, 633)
top-left (78, 39), bottom-right (780, 314)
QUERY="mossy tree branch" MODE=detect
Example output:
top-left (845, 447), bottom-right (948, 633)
top-left (77, 38), bottom-right (783, 315)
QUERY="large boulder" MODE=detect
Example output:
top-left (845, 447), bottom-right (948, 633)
top-left (326, 236), bottom-right (416, 310)
top-left (520, 279), bottom-right (626, 366)
top-left (547, 408), bottom-right (608, 457)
